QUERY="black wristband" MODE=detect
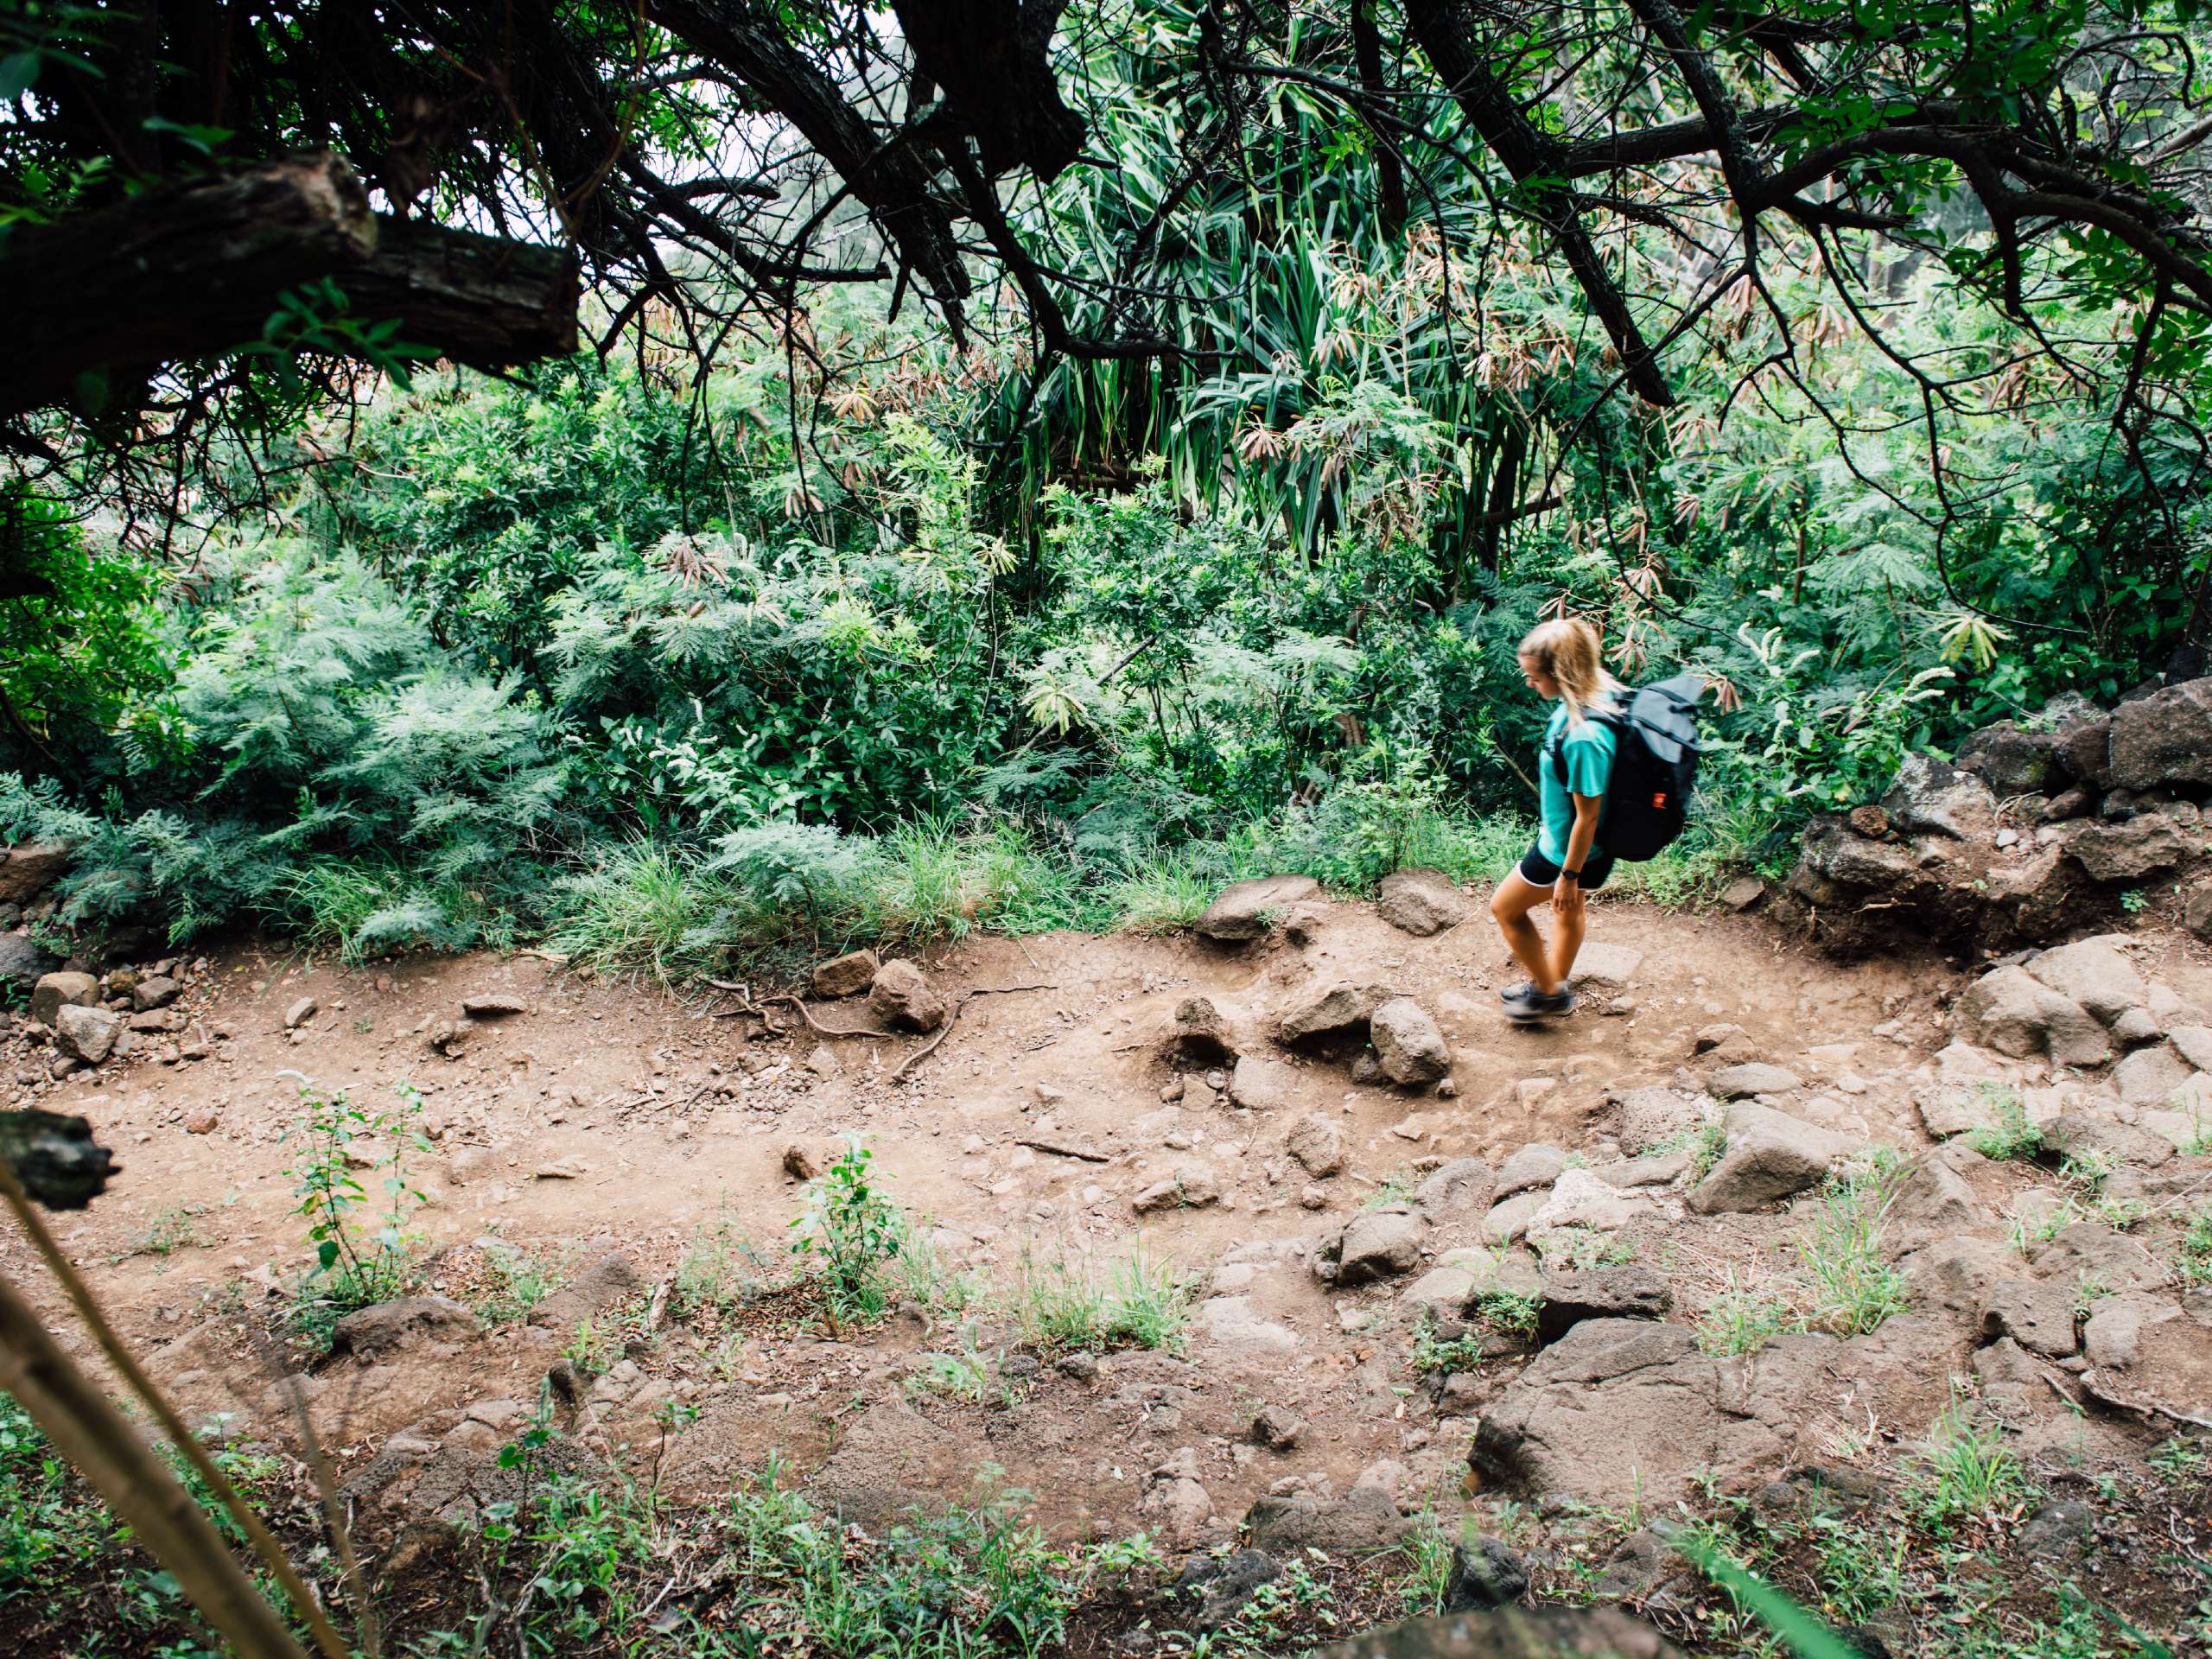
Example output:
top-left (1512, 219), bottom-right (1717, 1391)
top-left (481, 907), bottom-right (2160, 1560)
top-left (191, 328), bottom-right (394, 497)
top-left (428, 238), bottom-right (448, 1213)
top-left (1560, 869), bottom-right (1581, 882)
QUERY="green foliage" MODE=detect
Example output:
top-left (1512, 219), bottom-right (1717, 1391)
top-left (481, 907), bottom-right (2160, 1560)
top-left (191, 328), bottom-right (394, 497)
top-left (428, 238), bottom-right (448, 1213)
top-left (791, 1139), bottom-right (905, 1331)
top-left (674, 1201), bottom-right (772, 1319)
top-left (283, 1076), bottom-right (428, 1344)
top-left (1909, 1407), bottom-right (2035, 1535)
top-left (1964, 1085), bottom-right (2045, 1161)
top-left (1012, 1248), bottom-right (1195, 1357)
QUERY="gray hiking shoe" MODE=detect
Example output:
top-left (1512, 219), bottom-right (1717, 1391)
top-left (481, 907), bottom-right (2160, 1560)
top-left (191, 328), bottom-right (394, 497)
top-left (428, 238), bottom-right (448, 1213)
top-left (1502, 985), bottom-right (1575, 1023)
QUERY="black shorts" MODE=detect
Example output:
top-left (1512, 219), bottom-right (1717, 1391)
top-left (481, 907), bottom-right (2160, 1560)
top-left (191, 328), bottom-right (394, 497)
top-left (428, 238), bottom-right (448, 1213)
top-left (1518, 842), bottom-right (1614, 892)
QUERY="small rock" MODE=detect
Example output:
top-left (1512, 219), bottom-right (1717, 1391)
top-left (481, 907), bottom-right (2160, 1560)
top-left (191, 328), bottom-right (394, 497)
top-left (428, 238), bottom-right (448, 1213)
top-left (783, 1143), bottom-right (823, 1181)
top-left (54, 1003), bottom-right (123, 1065)
top-left (1443, 1538), bottom-right (1531, 1611)
top-left (1687, 1106), bottom-right (1859, 1213)
top-left (1496, 1143), bottom-right (1567, 1198)
top-left (1277, 978), bottom-right (1394, 1041)
top-left (1535, 1265), bottom-right (1671, 1343)
top-left (130, 975), bottom-right (180, 1012)
top-left (461, 992), bottom-right (531, 1018)
top-left (533, 1159), bottom-right (588, 1181)
top-left (1720, 875), bottom-right (1766, 911)
top-left (1227, 1054), bottom-right (1287, 1111)
top-left (1707, 1062), bottom-right (1802, 1099)
top-left (811, 950), bottom-right (880, 999)
top-left (1250, 1404), bottom-right (1304, 1448)
top-left (182, 1110), bottom-right (218, 1135)
top-left (1369, 997), bottom-right (1451, 1085)
top-left (868, 959), bottom-right (948, 1031)
top-left (1133, 1165), bottom-right (1222, 1213)
top-left (283, 995), bottom-right (318, 1030)
top-left (1980, 1278), bottom-right (2081, 1358)
top-left (1526, 1168), bottom-right (1643, 1236)
top-left (1285, 1114), bottom-right (1345, 1179)
top-left (30, 969), bottom-right (98, 1029)
top-left (2017, 1500), bottom-right (2095, 1563)
top-left (1332, 1205), bottom-right (1426, 1284)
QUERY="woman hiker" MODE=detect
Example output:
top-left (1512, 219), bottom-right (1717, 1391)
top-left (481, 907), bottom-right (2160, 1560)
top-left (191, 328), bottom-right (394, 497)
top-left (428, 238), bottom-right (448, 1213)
top-left (1489, 615), bottom-right (1619, 1023)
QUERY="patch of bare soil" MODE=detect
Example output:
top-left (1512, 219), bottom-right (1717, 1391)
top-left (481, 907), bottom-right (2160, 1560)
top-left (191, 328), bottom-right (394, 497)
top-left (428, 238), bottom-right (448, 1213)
top-left (6, 887), bottom-right (2210, 1655)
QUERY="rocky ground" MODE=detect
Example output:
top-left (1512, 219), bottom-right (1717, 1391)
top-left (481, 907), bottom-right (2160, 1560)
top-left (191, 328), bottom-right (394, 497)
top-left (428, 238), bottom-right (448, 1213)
top-left (3, 853), bottom-right (2211, 1654)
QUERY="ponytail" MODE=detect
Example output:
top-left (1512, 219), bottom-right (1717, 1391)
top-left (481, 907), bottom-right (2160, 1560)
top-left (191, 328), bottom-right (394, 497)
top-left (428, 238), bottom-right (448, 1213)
top-left (1519, 616), bottom-right (1619, 728)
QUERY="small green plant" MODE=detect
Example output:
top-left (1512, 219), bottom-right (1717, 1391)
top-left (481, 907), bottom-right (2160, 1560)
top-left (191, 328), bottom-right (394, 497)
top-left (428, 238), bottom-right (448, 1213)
top-left (791, 1139), bottom-right (905, 1332)
top-left (1687, 1116), bottom-right (1731, 1182)
top-left (1909, 1405), bottom-right (2033, 1535)
top-left (1696, 1270), bottom-right (1792, 1356)
top-left (1797, 1168), bottom-right (1908, 1337)
top-left (563, 1318), bottom-right (613, 1380)
top-left (1013, 1248), bottom-right (1193, 1355)
top-left (124, 1205), bottom-right (207, 1259)
top-left (1963, 1084), bottom-right (2043, 1161)
top-left (2150, 1435), bottom-right (2206, 1491)
top-left (906, 1340), bottom-right (1001, 1407)
top-left (887, 1219), bottom-right (982, 1316)
top-left (472, 1243), bottom-right (564, 1326)
top-left (1535, 1227), bottom-right (1635, 1272)
top-left (676, 1201), bottom-right (773, 1319)
top-left (2181, 1210), bottom-right (2212, 1285)
top-left (1409, 1313), bottom-right (1491, 1376)
top-left (2120, 887), bottom-right (2149, 914)
top-left (283, 1074), bottom-right (428, 1344)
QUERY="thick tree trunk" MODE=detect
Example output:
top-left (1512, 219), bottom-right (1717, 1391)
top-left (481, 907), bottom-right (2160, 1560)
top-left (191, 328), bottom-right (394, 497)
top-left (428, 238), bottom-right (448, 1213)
top-left (0, 153), bottom-right (576, 416)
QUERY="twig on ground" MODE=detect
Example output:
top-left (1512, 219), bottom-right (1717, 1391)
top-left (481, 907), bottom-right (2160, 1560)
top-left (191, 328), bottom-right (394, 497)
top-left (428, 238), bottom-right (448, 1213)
top-left (890, 982), bottom-right (1057, 1082)
top-left (1016, 1137), bottom-right (1110, 1163)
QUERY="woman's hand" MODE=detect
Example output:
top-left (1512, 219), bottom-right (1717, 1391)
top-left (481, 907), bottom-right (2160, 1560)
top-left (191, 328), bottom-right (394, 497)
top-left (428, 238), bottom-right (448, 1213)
top-left (1552, 874), bottom-right (1585, 922)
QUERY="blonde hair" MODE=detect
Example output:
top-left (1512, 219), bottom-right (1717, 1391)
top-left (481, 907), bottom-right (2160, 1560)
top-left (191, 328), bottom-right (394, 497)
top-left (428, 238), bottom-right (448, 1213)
top-left (1518, 615), bottom-right (1620, 727)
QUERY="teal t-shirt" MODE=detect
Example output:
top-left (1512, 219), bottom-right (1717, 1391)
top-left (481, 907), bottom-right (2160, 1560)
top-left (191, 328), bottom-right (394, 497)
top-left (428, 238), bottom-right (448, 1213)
top-left (1537, 701), bottom-right (1617, 864)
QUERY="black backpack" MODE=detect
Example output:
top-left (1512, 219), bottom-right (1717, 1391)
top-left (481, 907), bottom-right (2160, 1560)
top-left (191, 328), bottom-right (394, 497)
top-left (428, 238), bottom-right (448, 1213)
top-left (1546, 671), bottom-right (1704, 861)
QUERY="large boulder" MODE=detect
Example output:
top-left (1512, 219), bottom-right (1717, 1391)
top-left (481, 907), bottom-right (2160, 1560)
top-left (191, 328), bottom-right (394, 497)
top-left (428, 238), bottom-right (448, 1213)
top-left (868, 958), bottom-right (948, 1031)
top-left (1279, 978), bottom-right (1394, 1042)
top-left (1244, 1484), bottom-right (1409, 1557)
top-left (331, 1295), bottom-right (481, 1361)
top-left (30, 969), bottom-right (98, 1029)
top-left (1955, 964), bottom-right (2110, 1067)
top-left (2064, 816), bottom-right (2191, 883)
top-left (1369, 998), bottom-right (1451, 1085)
top-left (0, 840), bottom-right (70, 905)
top-left (1881, 753), bottom-right (1997, 840)
top-left (1955, 721), bottom-right (2055, 797)
top-left (2022, 937), bottom-right (2145, 1023)
top-left (1376, 869), bottom-right (1468, 937)
top-left (1686, 1106), bottom-right (1859, 1214)
top-left (1534, 1266), bottom-right (1671, 1344)
top-left (1197, 874), bottom-right (1323, 941)
top-left (0, 933), bottom-right (58, 988)
top-left (2107, 677), bottom-right (2212, 790)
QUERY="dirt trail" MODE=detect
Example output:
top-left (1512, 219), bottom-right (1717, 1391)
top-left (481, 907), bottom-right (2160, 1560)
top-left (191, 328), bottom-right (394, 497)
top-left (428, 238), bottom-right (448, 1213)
top-left (7, 885), bottom-right (2209, 1640)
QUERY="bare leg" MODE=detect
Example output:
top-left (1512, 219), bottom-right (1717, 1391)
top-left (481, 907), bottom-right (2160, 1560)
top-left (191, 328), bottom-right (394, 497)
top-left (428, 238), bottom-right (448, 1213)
top-left (1489, 873), bottom-right (1560, 995)
top-left (1546, 893), bottom-right (1586, 990)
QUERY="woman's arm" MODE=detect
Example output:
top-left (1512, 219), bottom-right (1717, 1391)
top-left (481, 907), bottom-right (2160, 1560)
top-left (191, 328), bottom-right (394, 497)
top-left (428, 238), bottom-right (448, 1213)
top-left (1554, 791), bottom-right (1602, 916)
